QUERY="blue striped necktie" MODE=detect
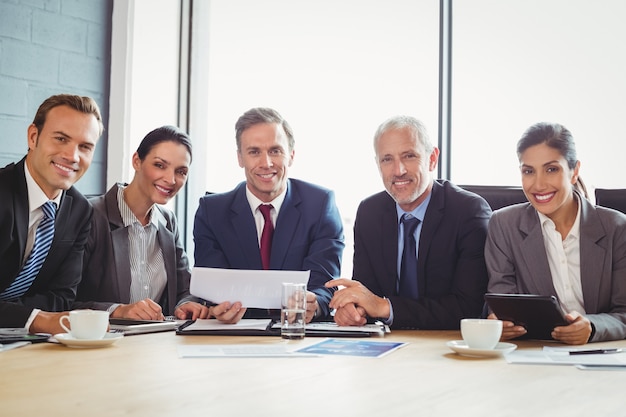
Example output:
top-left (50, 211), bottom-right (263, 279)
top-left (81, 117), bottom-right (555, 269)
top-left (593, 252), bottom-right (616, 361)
top-left (0, 201), bottom-right (57, 300)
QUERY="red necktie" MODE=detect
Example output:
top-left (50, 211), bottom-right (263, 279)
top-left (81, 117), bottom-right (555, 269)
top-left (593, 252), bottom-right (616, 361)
top-left (259, 204), bottom-right (274, 269)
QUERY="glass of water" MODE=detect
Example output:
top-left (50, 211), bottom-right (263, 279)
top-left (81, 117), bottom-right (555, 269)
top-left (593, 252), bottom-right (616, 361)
top-left (281, 283), bottom-right (306, 339)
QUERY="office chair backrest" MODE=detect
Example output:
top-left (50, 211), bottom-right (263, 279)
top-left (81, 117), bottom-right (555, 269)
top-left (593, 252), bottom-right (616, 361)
top-left (459, 185), bottom-right (527, 211)
top-left (595, 188), bottom-right (626, 214)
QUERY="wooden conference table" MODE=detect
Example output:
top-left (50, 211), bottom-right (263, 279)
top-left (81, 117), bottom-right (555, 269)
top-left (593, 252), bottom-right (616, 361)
top-left (2, 329), bottom-right (625, 417)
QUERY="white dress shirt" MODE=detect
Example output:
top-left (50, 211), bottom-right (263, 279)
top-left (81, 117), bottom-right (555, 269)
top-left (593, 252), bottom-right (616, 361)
top-left (117, 186), bottom-right (167, 304)
top-left (538, 198), bottom-right (585, 314)
top-left (245, 186), bottom-right (286, 246)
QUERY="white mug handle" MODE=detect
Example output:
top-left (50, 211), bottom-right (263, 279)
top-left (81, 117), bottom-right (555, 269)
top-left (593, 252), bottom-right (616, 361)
top-left (59, 315), bottom-right (71, 334)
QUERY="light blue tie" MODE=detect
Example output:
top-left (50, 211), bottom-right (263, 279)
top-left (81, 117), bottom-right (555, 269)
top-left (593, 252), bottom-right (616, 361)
top-left (0, 201), bottom-right (57, 300)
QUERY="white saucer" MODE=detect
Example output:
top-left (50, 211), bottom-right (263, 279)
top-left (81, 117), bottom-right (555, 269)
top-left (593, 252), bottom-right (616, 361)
top-left (446, 340), bottom-right (517, 358)
top-left (54, 332), bottom-right (124, 348)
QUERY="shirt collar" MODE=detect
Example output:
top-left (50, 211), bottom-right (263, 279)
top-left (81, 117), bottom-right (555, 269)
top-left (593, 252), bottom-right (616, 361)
top-left (245, 181), bottom-right (287, 214)
top-left (396, 191), bottom-right (432, 224)
top-left (117, 184), bottom-right (160, 228)
top-left (537, 194), bottom-right (581, 240)
top-left (24, 159), bottom-right (62, 212)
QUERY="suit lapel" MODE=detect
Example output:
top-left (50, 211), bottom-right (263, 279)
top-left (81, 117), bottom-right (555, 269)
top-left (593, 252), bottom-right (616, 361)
top-left (107, 185), bottom-right (131, 303)
top-left (231, 184), bottom-right (264, 268)
top-left (578, 199), bottom-right (605, 313)
top-left (39, 190), bottom-right (71, 273)
top-left (417, 182), bottom-right (444, 295)
top-left (519, 206), bottom-right (557, 295)
top-left (154, 207), bottom-right (176, 311)
top-left (14, 160), bottom-right (29, 260)
top-left (272, 180), bottom-right (298, 268)
top-left (380, 195), bottom-right (399, 295)
top-left (54, 191), bottom-right (72, 241)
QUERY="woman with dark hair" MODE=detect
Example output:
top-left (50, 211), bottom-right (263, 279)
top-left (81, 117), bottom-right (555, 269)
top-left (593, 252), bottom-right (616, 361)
top-left (75, 126), bottom-right (209, 320)
top-left (486, 122), bottom-right (626, 344)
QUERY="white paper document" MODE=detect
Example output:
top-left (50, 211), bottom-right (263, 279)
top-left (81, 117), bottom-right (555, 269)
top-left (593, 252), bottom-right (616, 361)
top-left (0, 341), bottom-right (31, 352)
top-left (178, 344), bottom-right (319, 358)
top-left (181, 318), bottom-right (272, 332)
top-left (505, 346), bottom-right (626, 367)
top-left (190, 267), bottom-right (309, 309)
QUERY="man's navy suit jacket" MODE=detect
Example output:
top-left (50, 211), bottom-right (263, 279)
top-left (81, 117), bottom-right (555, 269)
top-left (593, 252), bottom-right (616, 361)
top-left (193, 178), bottom-right (345, 317)
top-left (0, 158), bottom-right (93, 327)
top-left (353, 180), bottom-right (491, 329)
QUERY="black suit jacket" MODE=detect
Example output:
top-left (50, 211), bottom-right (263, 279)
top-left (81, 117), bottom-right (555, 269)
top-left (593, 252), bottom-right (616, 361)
top-left (353, 180), bottom-right (491, 329)
top-left (0, 158), bottom-right (93, 327)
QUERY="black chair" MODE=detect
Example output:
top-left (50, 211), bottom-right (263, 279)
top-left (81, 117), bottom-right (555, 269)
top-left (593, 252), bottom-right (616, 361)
top-left (459, 185), bottom-right (527, 211)
top-left (595, 188), bottom-right (626, 214)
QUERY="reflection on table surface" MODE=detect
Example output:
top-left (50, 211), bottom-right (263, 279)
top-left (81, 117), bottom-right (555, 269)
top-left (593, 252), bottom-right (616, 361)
top-left (2, 330), bottom-right (625, 416)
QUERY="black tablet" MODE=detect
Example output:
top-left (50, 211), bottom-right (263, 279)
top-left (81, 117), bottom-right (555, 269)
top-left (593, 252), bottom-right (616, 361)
top-left (484, 293), bottom-right (569, 340)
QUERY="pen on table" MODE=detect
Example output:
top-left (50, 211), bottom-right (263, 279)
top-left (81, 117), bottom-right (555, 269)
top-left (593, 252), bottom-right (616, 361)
top-left (569, 348), bottom-right (625, 355)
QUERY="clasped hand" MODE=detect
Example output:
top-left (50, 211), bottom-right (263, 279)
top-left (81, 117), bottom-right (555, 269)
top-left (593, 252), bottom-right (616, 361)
top-left (325, 278), bottom-right (389, 326)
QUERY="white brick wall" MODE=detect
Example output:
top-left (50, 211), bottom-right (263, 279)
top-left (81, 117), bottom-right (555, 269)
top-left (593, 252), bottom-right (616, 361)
top-left (0, 0), bottom-right (112, 194)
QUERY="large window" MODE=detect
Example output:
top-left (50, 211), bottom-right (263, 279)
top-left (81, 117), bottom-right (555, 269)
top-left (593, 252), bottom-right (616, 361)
top-left (112, 1), bottom-right (626, 274)
top-left (451, 0), bottom-right (626, 192)
top-left (109, 0), bottom-right (181, 185)
top-left (189, 0), bottom-right (440, 276)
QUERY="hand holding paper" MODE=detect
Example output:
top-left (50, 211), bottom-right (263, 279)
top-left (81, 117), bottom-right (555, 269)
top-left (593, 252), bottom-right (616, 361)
top-left (190, 267), bottom-right (310, 309)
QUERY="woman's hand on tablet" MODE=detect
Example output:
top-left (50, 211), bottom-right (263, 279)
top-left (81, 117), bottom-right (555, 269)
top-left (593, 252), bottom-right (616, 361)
top-left (488, 313), bottom-right (527, 340)
top-left (552, 311), bottom-right (592, 345)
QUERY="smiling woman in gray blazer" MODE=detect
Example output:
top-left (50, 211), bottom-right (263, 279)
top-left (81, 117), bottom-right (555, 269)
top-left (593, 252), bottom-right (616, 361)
top-left (486, 122), bottom-right (626, 345)
top-left (75, 126), bottom-right (209, 321)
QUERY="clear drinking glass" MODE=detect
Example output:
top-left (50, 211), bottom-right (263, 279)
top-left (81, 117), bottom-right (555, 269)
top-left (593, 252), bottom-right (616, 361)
top-left (281, 283), bottom-right (306, 339)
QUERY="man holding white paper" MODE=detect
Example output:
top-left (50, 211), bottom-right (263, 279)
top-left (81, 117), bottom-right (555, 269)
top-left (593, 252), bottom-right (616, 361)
top-left (193, 107), bottom-right (344, 324)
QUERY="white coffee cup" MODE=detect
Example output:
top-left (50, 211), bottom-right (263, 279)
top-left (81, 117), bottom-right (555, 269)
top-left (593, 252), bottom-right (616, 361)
top-left (59, 310), bottom-right (109, 340)
top-left (460, 318), bottom-right (502, 349)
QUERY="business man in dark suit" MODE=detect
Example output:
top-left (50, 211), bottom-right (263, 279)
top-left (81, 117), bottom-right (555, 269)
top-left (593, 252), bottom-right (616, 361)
top-left (327, 116), bottom-right (491, 329)
top-left (194, 107), bottom-right (344, 323)
top-left (0, 94), bottom-right (103, 334)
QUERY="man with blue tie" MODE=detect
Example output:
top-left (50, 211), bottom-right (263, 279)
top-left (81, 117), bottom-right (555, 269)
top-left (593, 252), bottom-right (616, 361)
top-left (193, 107), bottom-right (344, 323)
top-left (0, 94), bottom-right (104, 334)
top-left (327, 116), bottom-right (491, 329)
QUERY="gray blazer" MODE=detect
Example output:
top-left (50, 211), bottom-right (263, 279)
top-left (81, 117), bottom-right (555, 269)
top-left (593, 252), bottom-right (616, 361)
top-left (485, 195), bottom-right (626, 342)
top-left (75, 184), bottom-right (196, 315)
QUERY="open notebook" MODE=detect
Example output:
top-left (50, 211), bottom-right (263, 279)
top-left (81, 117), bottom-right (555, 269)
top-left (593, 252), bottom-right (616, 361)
top-left (177, 319), bottom-right (388, 337)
